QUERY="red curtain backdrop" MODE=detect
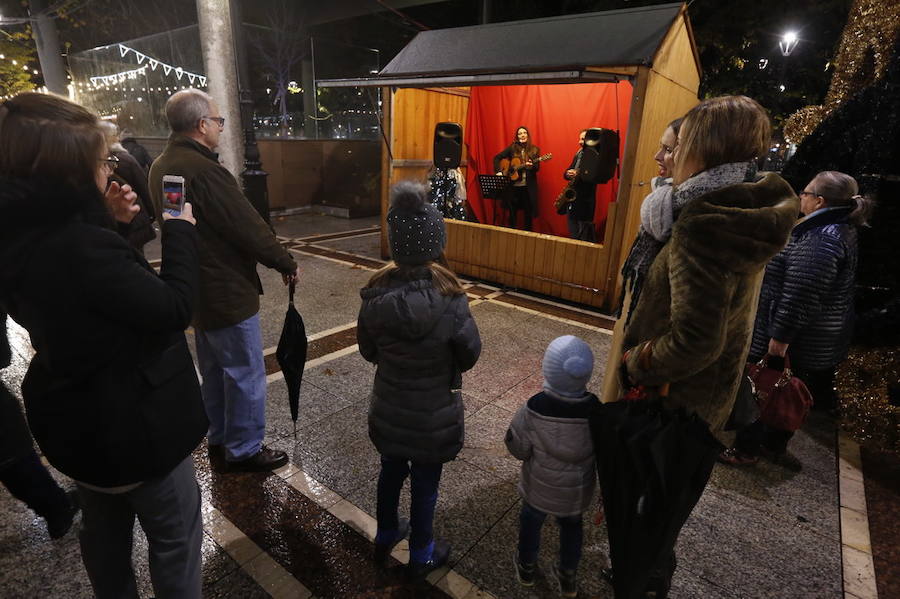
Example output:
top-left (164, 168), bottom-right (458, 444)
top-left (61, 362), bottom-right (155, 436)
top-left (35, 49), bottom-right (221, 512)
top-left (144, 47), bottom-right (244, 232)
top-left (465, 81), bottom-right (632, 238)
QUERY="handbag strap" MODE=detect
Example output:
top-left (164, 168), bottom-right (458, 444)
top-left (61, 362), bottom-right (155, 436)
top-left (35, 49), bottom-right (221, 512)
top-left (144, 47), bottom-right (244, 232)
top-left (756, 352), bottom-right (794, 388)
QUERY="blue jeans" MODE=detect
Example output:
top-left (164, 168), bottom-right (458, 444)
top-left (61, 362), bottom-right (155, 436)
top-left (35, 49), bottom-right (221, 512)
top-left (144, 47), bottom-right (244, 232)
top-left (518, 502), bottom-right (584, 572)
top-left (195, 313), bottom-right (266, 461)
top-left (375, 456), bottom-right (443, 564)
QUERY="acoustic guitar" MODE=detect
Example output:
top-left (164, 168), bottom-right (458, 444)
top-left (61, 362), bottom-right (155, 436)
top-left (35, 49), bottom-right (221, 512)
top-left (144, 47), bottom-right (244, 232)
top-left (499, 153), bottom-right (553, 182)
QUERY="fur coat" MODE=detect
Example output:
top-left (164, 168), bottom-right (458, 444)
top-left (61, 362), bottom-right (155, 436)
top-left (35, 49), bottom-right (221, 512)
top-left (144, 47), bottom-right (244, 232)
top-left (620, 173), bottom-right (799, 436)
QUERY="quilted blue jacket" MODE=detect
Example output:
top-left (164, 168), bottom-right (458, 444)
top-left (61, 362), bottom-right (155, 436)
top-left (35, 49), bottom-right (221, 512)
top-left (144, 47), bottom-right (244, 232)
top-left (749, 205), bottom-right (858, 370)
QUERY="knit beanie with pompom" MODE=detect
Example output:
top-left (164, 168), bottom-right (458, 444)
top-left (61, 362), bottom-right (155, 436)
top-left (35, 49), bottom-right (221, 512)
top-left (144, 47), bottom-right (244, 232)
top-left (387, 180), bottom-right (446, 265)
top-left (542, 335), bottom-right (594, 399)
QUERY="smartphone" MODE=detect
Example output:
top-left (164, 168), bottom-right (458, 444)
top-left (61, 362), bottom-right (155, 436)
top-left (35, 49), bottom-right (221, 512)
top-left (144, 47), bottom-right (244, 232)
top-left (162, 175), bottom-right (186, 217)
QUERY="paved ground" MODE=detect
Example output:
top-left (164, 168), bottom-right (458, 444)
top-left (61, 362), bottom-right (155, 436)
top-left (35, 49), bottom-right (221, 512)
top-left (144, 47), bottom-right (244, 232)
top-left (1, 212), bottom-right (895, 598)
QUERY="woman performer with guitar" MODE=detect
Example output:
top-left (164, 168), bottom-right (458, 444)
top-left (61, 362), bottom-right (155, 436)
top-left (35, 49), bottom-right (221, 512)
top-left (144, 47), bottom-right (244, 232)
top-left (494, 126), bottom-right (548, 231)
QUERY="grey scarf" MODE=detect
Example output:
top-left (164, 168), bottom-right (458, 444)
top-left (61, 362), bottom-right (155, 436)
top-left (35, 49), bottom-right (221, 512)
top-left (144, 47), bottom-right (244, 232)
top-left (618, 161), bottom-right (758, 322)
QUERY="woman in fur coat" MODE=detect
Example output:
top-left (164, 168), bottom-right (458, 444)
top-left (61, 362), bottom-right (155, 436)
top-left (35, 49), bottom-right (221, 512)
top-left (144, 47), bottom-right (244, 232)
top-left (607, 96), bottom-right (799, 595)
top-left (614, 96), bottom-right (799, 434)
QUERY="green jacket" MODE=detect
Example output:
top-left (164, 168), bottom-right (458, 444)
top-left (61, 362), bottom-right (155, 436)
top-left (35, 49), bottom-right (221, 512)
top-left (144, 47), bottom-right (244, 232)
top-left (622, 173), bottom-right (799, 437)
top-left (149, 135), bottom-right (296, 331)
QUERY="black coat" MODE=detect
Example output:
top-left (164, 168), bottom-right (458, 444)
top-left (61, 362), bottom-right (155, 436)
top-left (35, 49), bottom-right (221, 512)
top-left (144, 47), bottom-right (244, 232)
top-left (112, 148), bottom-right (156, 250)
top-left (749, 206), bottom-right (858, 371)
top-left (358, 269), bottom-right (481, 463)
top-left (121, 136), bottom-right (154, 173)
top-left (564, 150), bottom-right (597, 222)
top-left (494, 143), bottom-right (541, 217)
top-left (0, 177), bottom-right (207, 487)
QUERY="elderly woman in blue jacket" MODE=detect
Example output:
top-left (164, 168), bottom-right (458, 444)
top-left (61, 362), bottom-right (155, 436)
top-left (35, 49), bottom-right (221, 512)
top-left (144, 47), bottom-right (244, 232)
top-left (722, 171), bottom-right (874, 466)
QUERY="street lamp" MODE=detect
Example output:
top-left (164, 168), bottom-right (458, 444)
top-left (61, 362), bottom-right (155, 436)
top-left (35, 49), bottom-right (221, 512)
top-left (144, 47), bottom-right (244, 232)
top-left (780, 31), bottom-right (799, 57)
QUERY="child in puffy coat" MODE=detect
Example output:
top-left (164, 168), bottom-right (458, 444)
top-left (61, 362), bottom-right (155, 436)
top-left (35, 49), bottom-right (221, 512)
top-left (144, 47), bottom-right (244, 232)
top-left (505, 335), bottom-right (600, 598)
top-left (358, 181), bottom-right (481, 583)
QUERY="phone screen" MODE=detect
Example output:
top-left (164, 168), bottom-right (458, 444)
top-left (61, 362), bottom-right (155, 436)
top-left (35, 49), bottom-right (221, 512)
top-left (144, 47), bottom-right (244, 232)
top-left (162, 179), bottom-right (185, 216)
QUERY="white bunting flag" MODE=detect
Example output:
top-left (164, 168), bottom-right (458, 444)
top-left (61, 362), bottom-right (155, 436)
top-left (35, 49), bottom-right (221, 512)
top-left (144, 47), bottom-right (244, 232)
top-left (175, 67), bottom-right (183, 80)
top-left (163, 65), bottom-right (172, 76)
top-left (135, 52), bottom-right (146, 64)
top-left (187, 74), bottom-right (196, 85)
top-left (198, 76), bottom-right (207, 87)
top-left (149, 59), bottom-right (158, 71)
top-left (119, 44), bottom-right (129, 58)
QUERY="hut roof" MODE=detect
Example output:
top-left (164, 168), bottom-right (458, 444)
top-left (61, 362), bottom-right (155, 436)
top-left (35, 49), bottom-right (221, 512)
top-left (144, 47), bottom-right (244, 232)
top-left (381, 3), bottom-right (684, 77)
top-left (320, 3), bottom-right (689, 87)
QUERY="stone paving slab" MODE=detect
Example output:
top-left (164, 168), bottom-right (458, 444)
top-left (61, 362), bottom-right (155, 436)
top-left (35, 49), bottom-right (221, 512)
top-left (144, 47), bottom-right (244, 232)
top-left (257, 250), bottom-right (372, 348)
top-left (315, 231), bottom-right (383, 261)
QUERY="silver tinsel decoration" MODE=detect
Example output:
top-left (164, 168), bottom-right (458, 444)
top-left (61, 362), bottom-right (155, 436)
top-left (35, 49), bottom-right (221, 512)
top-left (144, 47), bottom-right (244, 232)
top-left (428, 168), bottom-right (467, 220)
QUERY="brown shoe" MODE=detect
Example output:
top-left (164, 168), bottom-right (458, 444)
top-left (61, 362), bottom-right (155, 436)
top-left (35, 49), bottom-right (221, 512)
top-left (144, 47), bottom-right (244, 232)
top-left (227, 446), bottom-right (288, 472)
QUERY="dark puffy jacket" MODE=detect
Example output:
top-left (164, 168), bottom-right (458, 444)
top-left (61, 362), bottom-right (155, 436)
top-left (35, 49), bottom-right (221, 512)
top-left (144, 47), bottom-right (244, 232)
top-left (749, 206), bottom-right (858, 370)
top-left (358, 269), bottom-right (481, 463)
top-left (0, 177), bottom-right (207, 487)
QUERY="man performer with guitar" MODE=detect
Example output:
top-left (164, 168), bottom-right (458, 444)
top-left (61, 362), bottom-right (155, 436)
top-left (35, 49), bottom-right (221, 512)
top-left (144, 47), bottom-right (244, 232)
top-left (494, 126), bottom-right (549, 231)
top-left (560, 129), bottom-right (598, 242)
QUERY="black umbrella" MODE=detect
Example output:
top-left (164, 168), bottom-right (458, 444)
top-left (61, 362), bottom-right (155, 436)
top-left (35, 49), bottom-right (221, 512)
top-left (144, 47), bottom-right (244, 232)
top-left (276, 281), bottom-right (308, 435)
top-left (591, 398), bottom-right (723, 599)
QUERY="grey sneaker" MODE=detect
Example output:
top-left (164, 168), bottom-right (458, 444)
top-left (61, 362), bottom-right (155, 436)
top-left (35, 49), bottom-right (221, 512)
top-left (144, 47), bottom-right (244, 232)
top-left (551, 563), bottom-right (577, 598)
top-left (513, 552), bottom-right (536, 587)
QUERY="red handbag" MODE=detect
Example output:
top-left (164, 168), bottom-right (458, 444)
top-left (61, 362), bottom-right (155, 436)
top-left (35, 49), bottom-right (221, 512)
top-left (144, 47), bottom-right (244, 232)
top-left (746, 353), bottom-right (814, 432)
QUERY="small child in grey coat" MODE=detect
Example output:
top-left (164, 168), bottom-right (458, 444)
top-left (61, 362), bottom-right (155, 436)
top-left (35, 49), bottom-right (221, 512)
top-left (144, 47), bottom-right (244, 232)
top-left (505, 335), bottom-right (600, 598)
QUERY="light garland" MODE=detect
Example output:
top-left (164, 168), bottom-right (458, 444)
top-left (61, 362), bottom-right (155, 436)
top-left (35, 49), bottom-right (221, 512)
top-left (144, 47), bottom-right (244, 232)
top-left (783, 0), bottom-right (900, 143)
top-left (88, 44), bottom-right (207, 88)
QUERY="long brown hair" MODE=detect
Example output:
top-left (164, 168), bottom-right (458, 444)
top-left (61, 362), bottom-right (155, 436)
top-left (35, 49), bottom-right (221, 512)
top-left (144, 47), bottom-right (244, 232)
top-left (0, 93), bottom-right (105, 191)
top-left (365, 260), bottom-right (465, 296)
top-left (512, 126), bottom-right (537, 158)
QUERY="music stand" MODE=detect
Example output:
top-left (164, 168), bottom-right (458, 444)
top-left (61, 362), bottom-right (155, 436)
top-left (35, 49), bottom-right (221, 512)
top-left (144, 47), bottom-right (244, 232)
top-left (478, 174), bottom-right (510, 226)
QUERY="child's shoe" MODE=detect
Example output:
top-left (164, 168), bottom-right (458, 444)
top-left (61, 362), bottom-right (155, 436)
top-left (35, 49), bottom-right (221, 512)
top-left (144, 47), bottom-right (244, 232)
top-left (373, 517), bottom-right (409, 566)
top-left (513, 551), bottom-right (536, 587)
top-left (407, 538), bottom-right (451, 583)
top-left (551, 563), bottom-right (578, 598)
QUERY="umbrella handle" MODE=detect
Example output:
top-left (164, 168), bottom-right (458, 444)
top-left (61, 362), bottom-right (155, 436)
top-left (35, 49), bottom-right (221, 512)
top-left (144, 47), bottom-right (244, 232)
top-left (289, 280), bottom-right (296, 304)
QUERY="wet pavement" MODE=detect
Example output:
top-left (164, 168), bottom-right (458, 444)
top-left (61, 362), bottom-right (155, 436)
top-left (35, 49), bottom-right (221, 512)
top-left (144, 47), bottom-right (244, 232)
top-left (1, 212), bottom-right (895, 598)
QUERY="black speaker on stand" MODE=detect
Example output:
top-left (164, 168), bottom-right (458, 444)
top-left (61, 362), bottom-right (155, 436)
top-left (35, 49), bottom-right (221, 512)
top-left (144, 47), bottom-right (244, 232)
top-left (434, 122), bottom-right (463, 169)
top-left (580, 127), bottom-right (620, 184)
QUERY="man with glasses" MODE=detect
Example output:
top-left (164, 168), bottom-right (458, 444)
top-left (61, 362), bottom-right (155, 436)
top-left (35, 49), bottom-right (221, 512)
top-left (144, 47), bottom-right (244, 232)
top-left (150, 89), bottom-right (299, 473)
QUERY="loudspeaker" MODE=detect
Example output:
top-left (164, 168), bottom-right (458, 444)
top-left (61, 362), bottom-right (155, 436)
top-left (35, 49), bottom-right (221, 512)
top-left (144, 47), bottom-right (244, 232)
top-left (581, 128), bottom-right (620, 184)
top-left (434, 122), bottom-right (463, 169)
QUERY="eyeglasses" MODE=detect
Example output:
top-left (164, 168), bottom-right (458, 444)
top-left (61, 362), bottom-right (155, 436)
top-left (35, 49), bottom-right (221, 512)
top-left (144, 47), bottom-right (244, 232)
top-left (799, 190), bottom-right (820, 198)
top-left (202, 116), bottom-right (225, 127)
top-left (99, 155), bottom-right (119, 172)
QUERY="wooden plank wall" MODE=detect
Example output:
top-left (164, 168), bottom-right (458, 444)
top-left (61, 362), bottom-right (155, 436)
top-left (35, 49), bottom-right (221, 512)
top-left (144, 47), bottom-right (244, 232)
top-left (444, 220), bottom-right (610, 309)
top-left (602, 11), bottom-right (700, 305)
top-left (390, 87), bottom-right (469, 186)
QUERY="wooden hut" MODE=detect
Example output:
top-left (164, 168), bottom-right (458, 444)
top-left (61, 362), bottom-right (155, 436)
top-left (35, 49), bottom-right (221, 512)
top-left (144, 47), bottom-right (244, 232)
top-left (320, 2), bottom-right (700, 310)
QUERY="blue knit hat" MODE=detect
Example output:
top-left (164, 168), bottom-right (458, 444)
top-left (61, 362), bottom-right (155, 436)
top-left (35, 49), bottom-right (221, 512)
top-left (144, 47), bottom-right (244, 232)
top-left (387, 181), bottom-right (446, 265)
top-left (542, 335), bottom-right (594, 399)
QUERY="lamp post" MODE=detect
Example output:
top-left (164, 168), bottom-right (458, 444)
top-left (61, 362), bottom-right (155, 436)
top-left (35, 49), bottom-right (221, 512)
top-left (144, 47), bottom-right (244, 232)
top-left (229, 0), bottom-right (270, 223)
top-left (780, 31), bottom-right (799, 57)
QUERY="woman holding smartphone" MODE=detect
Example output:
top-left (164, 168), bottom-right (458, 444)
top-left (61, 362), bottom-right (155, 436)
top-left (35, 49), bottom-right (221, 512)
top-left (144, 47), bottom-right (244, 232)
top-left (0, 93), bottom-right (207, 598)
